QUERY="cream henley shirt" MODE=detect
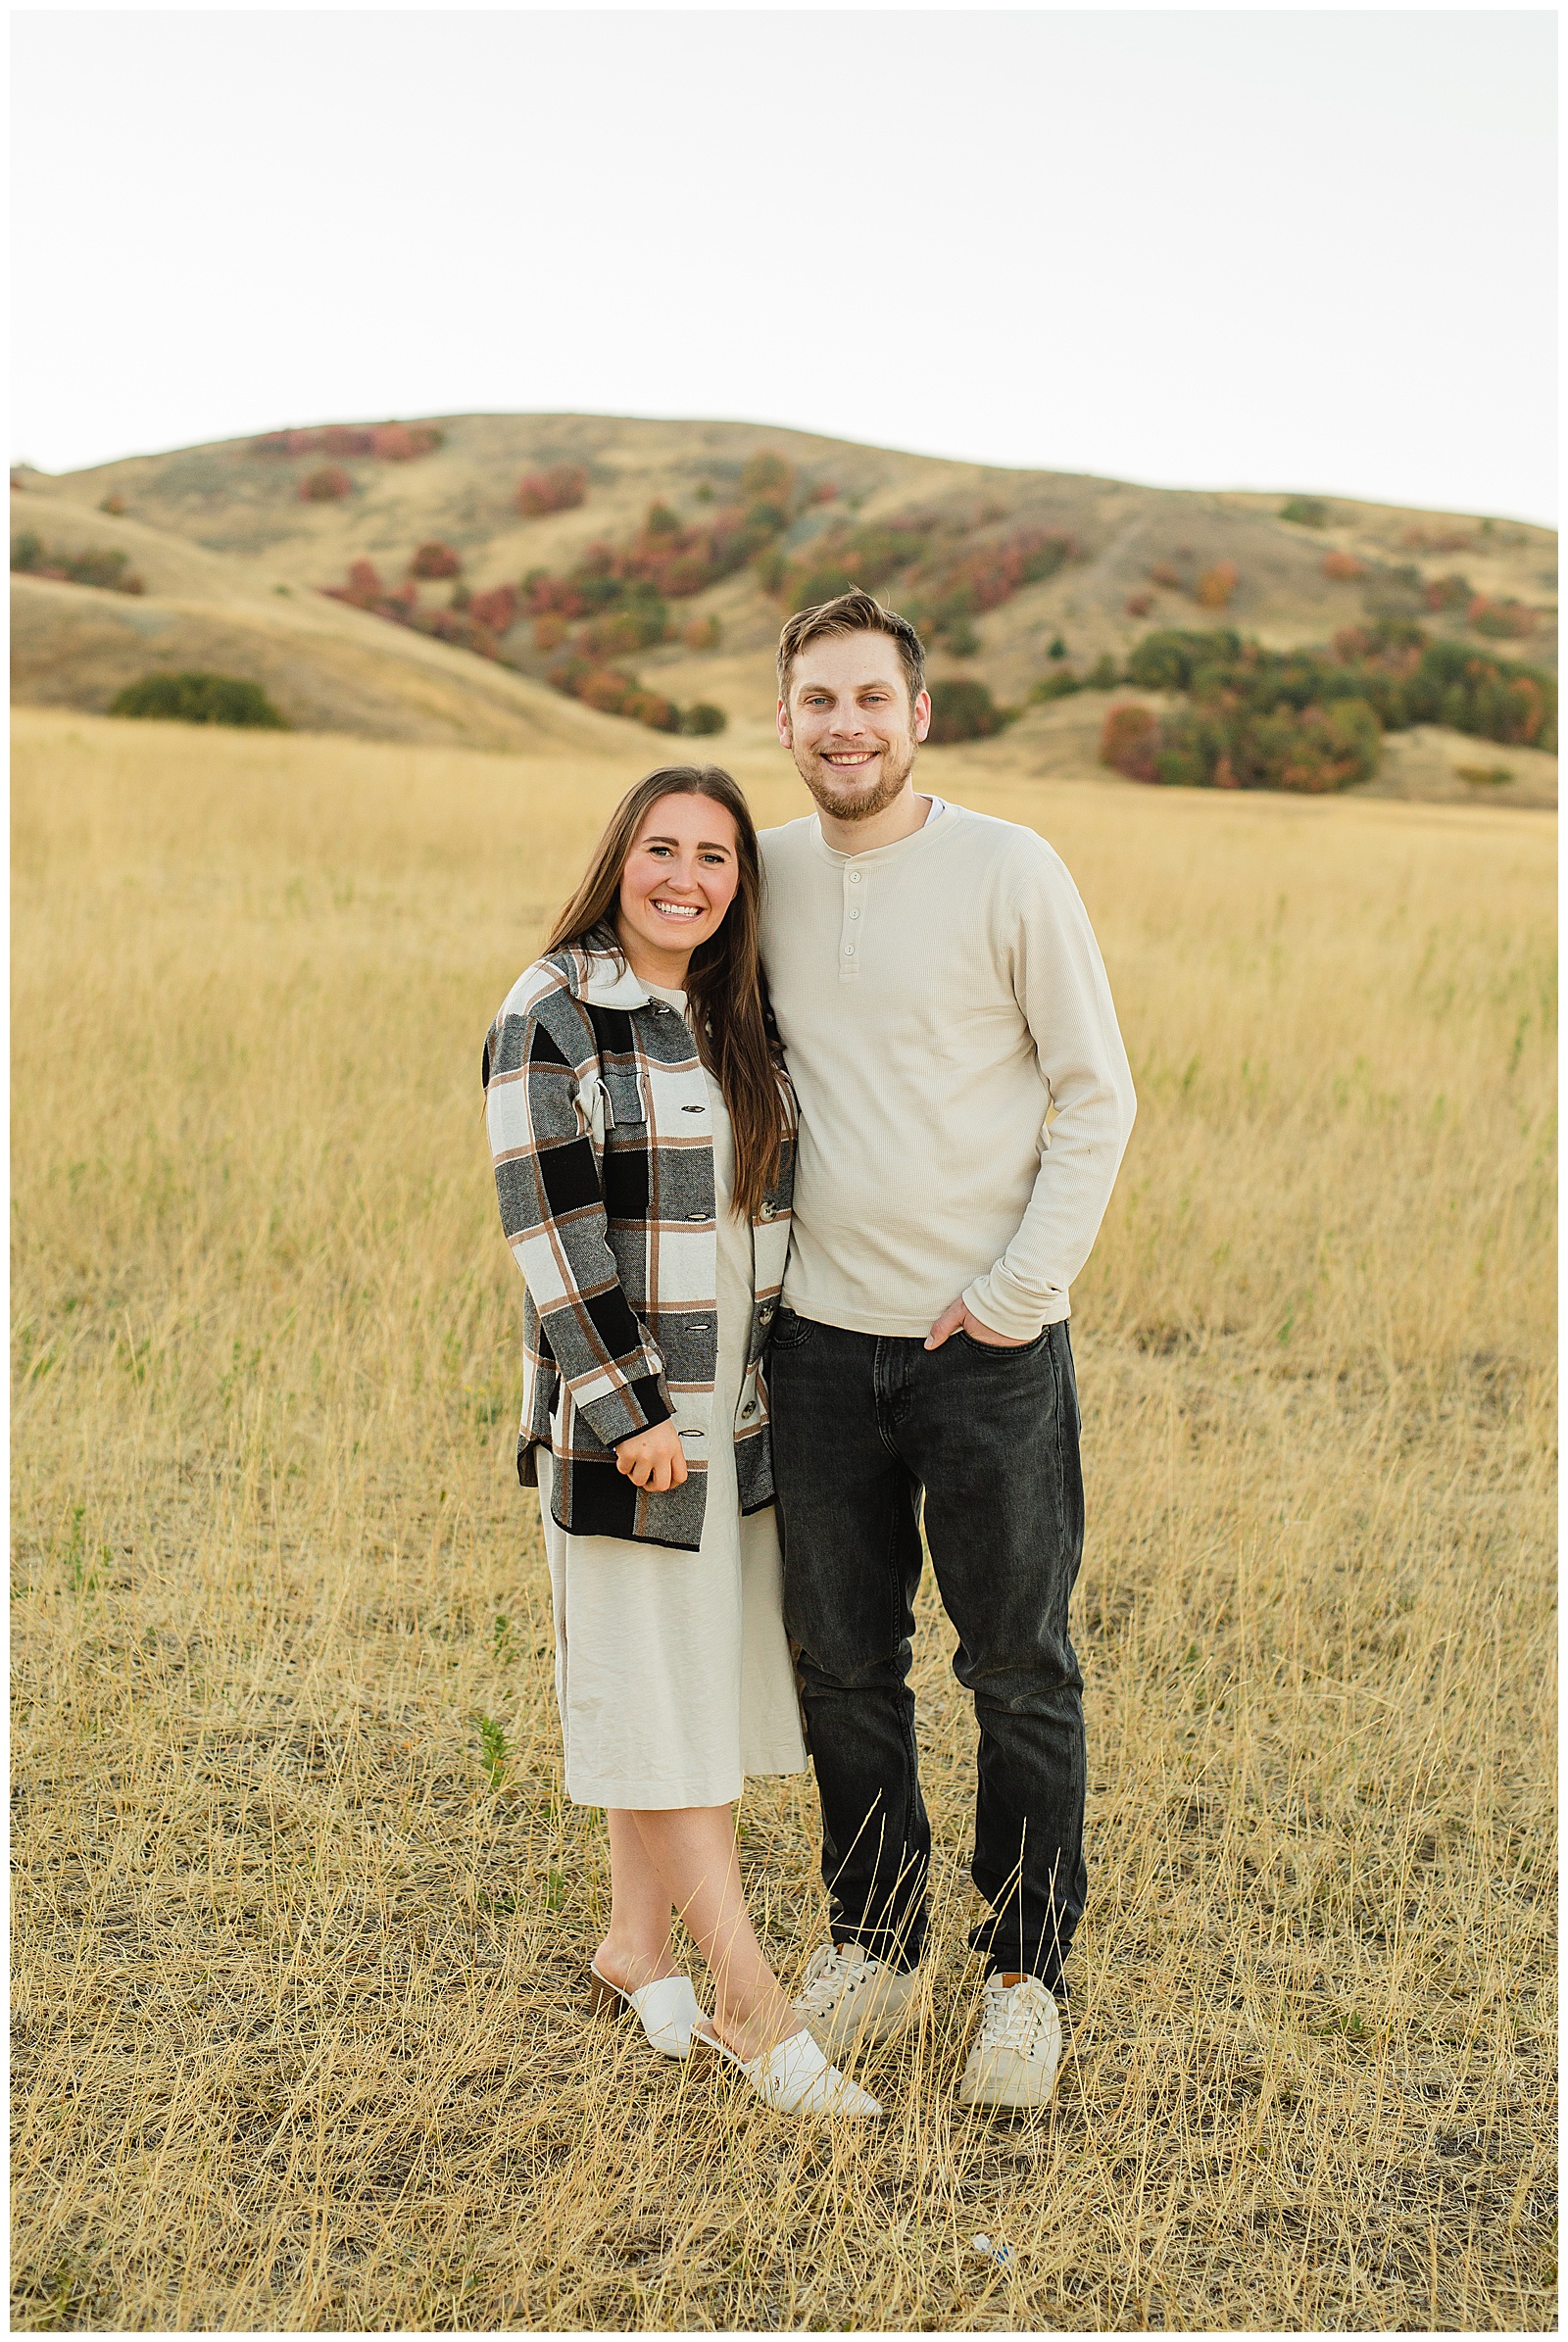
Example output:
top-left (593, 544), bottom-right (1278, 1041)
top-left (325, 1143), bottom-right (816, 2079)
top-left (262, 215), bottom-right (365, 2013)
top-left (759, 798), bottom-right (1137, 1342)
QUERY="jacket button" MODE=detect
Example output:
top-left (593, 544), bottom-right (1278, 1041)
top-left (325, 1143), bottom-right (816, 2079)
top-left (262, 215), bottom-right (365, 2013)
top-left (687, 1212), bottom-right (707, 1223)
top-left (741, 1402), bottom-right (757, 1419)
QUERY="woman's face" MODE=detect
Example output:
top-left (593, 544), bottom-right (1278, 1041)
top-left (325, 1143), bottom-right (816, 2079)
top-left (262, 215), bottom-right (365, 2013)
top-left (615, 792), bottom-right (742, 976)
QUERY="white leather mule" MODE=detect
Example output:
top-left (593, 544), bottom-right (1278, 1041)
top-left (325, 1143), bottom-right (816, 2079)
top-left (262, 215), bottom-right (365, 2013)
top-left (588, 1961), bottom-right (702, 2058)
top-left (690, 2019), bottom-right (883, 2119)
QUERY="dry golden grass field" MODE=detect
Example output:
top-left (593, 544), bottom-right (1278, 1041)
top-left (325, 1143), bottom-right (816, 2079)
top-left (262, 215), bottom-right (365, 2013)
top-left (11, 707), bottom-right (1557, 2332)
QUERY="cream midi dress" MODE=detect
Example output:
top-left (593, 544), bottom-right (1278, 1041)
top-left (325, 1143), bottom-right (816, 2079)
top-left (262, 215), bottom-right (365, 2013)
top-left (538, 986), bottom-right (808, 1808)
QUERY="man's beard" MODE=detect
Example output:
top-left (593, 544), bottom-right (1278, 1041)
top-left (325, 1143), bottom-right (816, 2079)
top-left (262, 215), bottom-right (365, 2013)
top-left (792, 732), bottom-right (917, 823)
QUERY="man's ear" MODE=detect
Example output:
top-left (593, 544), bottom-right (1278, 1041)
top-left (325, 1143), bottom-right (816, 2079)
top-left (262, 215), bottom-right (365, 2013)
top-left (913, 687), bottom-right (932, 744)
top-left (776, 696), bottom-right (793, 746)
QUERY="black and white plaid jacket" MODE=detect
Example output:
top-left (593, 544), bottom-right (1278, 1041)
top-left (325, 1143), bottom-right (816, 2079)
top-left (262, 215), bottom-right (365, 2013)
top-left (483, 948), bottom-right (793, 1552)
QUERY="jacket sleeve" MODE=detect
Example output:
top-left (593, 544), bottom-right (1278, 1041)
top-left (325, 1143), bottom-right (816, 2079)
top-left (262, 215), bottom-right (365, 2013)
top-left (961, 843), bottom-right (1137, 1341)
top-left (483, 979), bottom-right (673, 1448)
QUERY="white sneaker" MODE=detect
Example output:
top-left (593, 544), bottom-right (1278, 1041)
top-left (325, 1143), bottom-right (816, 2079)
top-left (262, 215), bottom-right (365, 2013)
top-left (692, 2021), bottom-right (883, 2121)
top-left (957, 1975), bottom-right (1063, 2110)
top-left (794, 1942), bottom-right (920, 2057)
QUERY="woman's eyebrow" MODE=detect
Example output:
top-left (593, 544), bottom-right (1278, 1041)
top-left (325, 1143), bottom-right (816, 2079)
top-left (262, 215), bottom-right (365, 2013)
top-left (640, 832), bottom-right (733, 853)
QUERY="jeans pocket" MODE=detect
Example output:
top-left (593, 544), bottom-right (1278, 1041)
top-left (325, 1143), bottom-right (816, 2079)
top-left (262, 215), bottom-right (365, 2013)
top-left (770, 1305), bottom-right (815, 1351)
top-left (955, 1324), bottom-right (1050, 1359)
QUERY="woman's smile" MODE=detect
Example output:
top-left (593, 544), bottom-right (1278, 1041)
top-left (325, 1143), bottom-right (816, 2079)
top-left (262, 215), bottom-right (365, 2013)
top-left (615, 794), bottom-right (741, 981)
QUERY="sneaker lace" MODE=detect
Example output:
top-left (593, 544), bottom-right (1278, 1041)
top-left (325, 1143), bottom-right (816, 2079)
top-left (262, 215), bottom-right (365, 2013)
top-left (796, 1942), bottom-right (876, 2018)
top-left (978, 1977), bottom-right (1053, 2054)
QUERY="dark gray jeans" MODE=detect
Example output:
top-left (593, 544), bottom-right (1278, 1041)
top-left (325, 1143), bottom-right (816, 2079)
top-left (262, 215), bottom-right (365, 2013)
top-left (769, 1308), bottom-right (1087, 1987)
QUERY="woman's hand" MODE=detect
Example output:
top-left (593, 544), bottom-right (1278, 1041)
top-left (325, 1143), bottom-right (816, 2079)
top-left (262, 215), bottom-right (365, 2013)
top-left (613, 1421), bottom-right (689, 1491)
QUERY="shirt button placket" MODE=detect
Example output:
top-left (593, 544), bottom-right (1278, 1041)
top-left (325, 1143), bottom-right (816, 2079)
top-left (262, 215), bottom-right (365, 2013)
top-left (841, 866), bottom-right (864, 979)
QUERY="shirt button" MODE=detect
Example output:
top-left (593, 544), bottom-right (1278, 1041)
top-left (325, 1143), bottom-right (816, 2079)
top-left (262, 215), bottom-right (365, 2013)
top-left (849, 871), bottom-right (862, 885)
top-left (844, 944), bottom-right (857, 956)
top-left (849, 907), bottom-right (860, 919)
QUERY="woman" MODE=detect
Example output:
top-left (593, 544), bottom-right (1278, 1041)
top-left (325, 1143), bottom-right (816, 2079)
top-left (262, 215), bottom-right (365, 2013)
top-left (483, 764), bottom-right (879, 2122)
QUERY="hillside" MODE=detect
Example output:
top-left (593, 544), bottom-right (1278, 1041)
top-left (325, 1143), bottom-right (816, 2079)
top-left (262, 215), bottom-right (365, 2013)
top-left (12, 414), bottom-right (1557, 787)
top-left (8, 484), bottom-right (643, 756)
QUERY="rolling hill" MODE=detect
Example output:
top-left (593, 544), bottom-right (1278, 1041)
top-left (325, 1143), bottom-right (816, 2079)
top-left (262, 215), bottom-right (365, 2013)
top-left (11, 414), bottom-right (1558, 796)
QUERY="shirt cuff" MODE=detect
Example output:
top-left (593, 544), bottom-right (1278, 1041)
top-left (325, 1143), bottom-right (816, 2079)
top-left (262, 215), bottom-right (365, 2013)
top-left (961, 1267), bottom-right (1065, 1344)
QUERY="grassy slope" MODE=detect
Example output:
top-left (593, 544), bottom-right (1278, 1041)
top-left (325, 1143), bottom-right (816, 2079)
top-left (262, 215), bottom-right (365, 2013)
top-left (15, 415), bottom-right (1557, 744)
top-left (8, 485), bottom-right (647, 755)
top-left (11, 708), bottom-right (1556, 2331)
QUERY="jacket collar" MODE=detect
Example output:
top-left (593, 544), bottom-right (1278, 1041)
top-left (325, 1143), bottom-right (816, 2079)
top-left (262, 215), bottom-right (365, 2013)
top-left (561, 948), bottom-right (653, 1012)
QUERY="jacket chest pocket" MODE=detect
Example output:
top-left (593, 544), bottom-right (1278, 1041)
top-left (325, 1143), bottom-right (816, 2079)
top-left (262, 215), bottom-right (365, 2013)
top-left (602, 1069), bottom-right (648, 1131)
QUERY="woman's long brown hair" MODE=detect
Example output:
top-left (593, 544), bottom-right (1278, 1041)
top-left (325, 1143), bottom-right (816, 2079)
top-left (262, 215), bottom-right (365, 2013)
top-left (545, 765), bottom-right (791, 1220)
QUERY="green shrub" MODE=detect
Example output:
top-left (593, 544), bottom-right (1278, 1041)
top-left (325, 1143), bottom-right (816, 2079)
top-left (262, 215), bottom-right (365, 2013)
top-left (1086, 654), bottom-right (1122, 689)
top-left (1107, 617), bottom-right (1557, 788)
top-left (12, 535), bottom-right (144, 594)
top-left (1281, 497), bottom-right (1331, 527)
top-left (680, 703), bottom-right (727, 736)
top-left (578, 601), bottom-right (668, 659)
top-left (939, 616), bottom-right (980, 657)
top-left (109, 672), bottom-right (288, 728)
top-left (740, 452), bottom-right (797, 506)
top-left (1124, 629), bottom-right (1244, 694)
top-left (1101, 691), bottom-right (1379, 793)
top-left (1031, 671), bottom-right (1083, 706)
top-left (1398, 638), bottom-right (1555, 749)
top-left (926, 678), bottom-right (1011, 745)
top-left (1363, 563), bottom-right (1427, 618)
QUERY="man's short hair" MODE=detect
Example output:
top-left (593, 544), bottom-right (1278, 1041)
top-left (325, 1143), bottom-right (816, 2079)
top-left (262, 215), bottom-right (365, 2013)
top-left (776, 588), bottom-right (926, 714)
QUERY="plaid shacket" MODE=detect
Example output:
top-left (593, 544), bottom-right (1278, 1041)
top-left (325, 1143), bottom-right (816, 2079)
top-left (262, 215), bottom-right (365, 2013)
top-left (482, 948), bottom-right (793, 1552)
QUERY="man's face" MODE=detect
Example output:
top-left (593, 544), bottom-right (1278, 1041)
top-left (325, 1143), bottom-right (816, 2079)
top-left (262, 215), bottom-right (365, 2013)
top-left (777, 630), bottom-right (931, 822)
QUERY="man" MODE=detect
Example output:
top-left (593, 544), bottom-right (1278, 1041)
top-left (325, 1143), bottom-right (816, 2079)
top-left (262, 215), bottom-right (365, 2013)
top-left (759, 588), bottom-right (1136, 2111)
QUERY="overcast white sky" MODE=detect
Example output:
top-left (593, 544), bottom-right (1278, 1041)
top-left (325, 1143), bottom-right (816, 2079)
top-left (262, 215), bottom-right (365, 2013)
top-left (10, 8), bottom-right (1558, 521)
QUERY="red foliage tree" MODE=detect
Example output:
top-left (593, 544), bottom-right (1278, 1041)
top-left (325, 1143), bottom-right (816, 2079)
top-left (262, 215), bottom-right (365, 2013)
top-left (1195, 561), bottom-right (1240, 611)
top-left (1322, 552), bottom-right (1366, 582)
top-left (468, 583), bottom-right (518, 635)
top-left (1468, 597), bottom-right (1537, 639)
top-left (254, 422), bottom-right (441, 463)
top-left (517, 464), bottom-right (589, 517)
top-left (410, 541), bottom-right (462, 579)
top-left (299, 465), bottom-right (352, 503)
top-left (1101, 705), bottom-right (1160, 783)
top-left (343, 559), bottom-right (384, 608)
